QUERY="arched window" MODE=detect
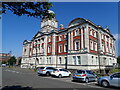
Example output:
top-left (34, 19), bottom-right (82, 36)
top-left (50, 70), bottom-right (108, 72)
top-left (90, 30), bottom-right (92, 36)
top-left (59, 57), bottom-right (62, 64)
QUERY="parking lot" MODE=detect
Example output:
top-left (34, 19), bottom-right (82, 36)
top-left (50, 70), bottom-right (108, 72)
top-left (2, 67), bottom-right (119, 89)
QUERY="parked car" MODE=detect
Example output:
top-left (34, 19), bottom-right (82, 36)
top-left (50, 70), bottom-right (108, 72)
top-left (37, 66), bottom-right (56, 76)
top-left (1, 64), bottom-right (7, 67)
top-left (72, 70), bottom-right (97, 83)
top-left (97, 72), bottom-right (120, 87)
top-left (51, 68), bottom-right (71, 78)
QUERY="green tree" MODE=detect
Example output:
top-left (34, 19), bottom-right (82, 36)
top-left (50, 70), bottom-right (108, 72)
top-left (117, 56), bottom-right (120, 65)
top-left (2, 61), bottom-right (7, 64)
top-left (18, 57), bottom-right (22, 65)
top-left (8, 56), bottom-right (17, 65)
top-left (2, 2), bottom-right (54, 19)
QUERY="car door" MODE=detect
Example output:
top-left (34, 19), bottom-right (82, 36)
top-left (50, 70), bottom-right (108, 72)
top-left (63, 69), bottom-right (69, 76)
top-left (86, 70), bottom-right (93, 81)
top-left (59, 69), bottom-right (65, 76)
top-left (109, 73), bottom-right (120, 87)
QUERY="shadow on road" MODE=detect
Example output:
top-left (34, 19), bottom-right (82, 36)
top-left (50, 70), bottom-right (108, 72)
top-left (95, 84), bottom-right (120, 89)
top-left (1, 85), bottom-right (34, 90)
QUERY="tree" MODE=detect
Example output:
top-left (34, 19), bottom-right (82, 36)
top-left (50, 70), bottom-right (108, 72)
top-left (2, 61), bottom-right (7, 64)
top-left (2, 2), bottom-right (54, 19)
top-left (117, 56), bottom-right (120, 65)
top-left (8, 56), bottom-right (17, 65)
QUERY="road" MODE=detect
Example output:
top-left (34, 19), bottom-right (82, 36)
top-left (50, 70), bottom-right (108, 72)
top-left (2, 67), bottom-right (119, 90)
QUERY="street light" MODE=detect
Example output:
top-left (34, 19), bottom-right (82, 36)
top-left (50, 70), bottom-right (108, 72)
top-left (35, 40), bottom-right (38, 69)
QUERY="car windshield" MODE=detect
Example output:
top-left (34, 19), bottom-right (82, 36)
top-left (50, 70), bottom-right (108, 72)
top-left (76, 70), bottom-right (85, 74)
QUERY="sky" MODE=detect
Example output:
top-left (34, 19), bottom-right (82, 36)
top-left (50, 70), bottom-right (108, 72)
top-left (2, 2), bottom-right (119, 57)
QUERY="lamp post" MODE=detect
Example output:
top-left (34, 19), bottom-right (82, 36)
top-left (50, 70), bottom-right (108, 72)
top-left (35, 40), bottom-right (37, 69)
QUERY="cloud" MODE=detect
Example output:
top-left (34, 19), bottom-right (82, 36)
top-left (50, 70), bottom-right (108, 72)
top-left (113, 34), bottom-right (120, 41)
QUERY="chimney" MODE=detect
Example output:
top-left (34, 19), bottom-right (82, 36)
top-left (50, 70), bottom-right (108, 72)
top-left (60, 24), bottom-right (64, 30)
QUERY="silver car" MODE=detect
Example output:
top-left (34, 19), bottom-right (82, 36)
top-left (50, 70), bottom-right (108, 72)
top-left (72, 70), bottom-right (97, 83)
top-left (97, 72), bottom-right (120, 87)
top-left (37, 66), bottom-right (56, 76)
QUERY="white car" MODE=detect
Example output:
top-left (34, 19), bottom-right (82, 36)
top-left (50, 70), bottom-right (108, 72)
top-left (51, 68), bottom-right (71, 78)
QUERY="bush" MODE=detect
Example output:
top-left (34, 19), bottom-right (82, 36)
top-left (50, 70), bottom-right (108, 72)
top-left (109, 68), bottom-right (120, 74)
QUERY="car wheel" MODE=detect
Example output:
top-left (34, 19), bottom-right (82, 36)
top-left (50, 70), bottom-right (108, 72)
top-left (58, 74), bottom-right (62, 78)
top-left (46, 72), bottom-right (50, 76)
top-left (101, 80), bottom-right (109, 87)
top-left (85, 78), bottom-right (89, 83)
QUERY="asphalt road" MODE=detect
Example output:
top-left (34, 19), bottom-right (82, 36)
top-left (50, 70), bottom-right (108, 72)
top-left (2, 67), bottom-right (119, 90)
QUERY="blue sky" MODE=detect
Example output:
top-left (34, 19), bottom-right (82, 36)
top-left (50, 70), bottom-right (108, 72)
top-left (2, 2), bottom-right (119, 57)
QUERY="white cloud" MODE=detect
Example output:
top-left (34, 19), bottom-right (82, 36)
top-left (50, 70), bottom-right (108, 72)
top-left (113, 34), bottom-right (120, 41)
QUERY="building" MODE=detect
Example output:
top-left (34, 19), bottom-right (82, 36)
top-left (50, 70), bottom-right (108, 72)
top-left (0, 53), bottom-right (11, 62)
top-left (21, 10), bottom-right (117, 70)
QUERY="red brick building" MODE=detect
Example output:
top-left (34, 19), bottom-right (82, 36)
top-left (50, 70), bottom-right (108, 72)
top-left (21, 10), bottom-right (117, 69)
top-left (0, 53), bottom-right (11, 62)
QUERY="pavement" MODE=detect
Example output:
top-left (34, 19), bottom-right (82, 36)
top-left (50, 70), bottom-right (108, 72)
top-left (1, 67), bottom-right (120, 90)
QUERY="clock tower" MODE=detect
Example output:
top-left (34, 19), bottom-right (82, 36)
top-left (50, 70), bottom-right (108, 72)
top-left (40, 10), bottom-right (58, 33)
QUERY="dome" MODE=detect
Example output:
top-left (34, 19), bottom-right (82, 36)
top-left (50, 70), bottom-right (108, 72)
top-left (48, 10), bottom-right (55, 14)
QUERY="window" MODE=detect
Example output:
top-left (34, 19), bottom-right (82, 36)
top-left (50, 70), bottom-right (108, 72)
top-left (73, 56), bottom-right (76, 65)
top-left (92, 56), bottom-right (94, 64)
top-left (77, 56), bottom-right (81, 65)
top-left (64, 44), bottom-right (68, 52)
top-left (94, 42), bottom-right (97, 51)
top-left (64, 34), bottom-right (67, 40)
top-left (75, 30), bottom-right (79, 36)
top-left (94, 31), bottom-right (97, 37)
top-left (75, 41), bottom-right (79, 50)
top-left (90, 40), bottom-right (93, 50)
top-left (77, 70), bottom-right (85, 74)
top-left (48, 37), bottom-right (51, 42)
top-left (59, 35), bottom-right (62, 41)
top-left (59, 57), bottom-right (62, 64)
top-left (90, 30), bottom-right (92, 35)
top-left (47, 58), bottom-right (48, 64)
top-left (59, 45), bottom-right (62, 53)
top-left (49, 57), bottom-right (51, 64)
top-left (48, 46), bottom-right (51, 53)
top-left (112, 73), bottom-right (120, 78)
top-left (65, 57), bottom-right (67, 65)
top-left (46, 67), bottom-right (55, 69)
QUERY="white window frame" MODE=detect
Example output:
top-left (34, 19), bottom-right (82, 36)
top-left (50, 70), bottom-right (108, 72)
top-left (48, 46), bottom-right (51, 53)
top-left (59, 35), bottom-right (62, 41)
top-left (90, 30), bottom-right (92, 36)
top-left (75, 29), bottom-right (79, 36)
top-left (59, 45), bottom-right (62, 53)
top-left (64, 44), bottom-right (67, 52)
top-left (94, 31), bottom-right (97, 37)
top-left (74, 40), bottom-right (80, 50)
